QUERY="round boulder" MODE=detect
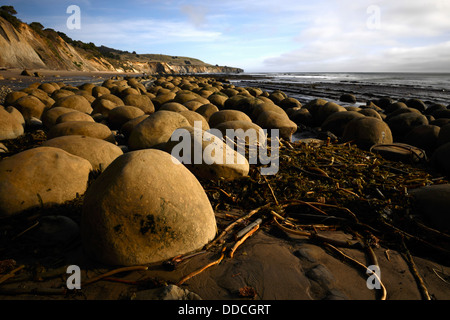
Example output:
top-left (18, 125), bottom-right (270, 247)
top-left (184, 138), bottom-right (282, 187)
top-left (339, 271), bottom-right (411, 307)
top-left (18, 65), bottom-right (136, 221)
top-left (0, 147), bottom-right (92, 218)
top-left (0, 106), bottom-right (25, 140)
top-left (209, 110), bottom-right (252, 128)
top-left (166, 126), bottom-right (250, 180)
top-left (42, 135), bottom-right (123, 172)
top-left (321, 111), bottom-right (365, 137)
top-left (48, 121), bottom-right (116, 143)
top-left (409, 184), bottom-right (450, 232)
top-left (437, 123), bottom-right (450, 146)
top-left (432, 142), bottom-right (450, 177)
top-left (386, 113), bottom-right (429, 140)
top-left (122, 94), bottom-right (155, 114)
top-left (128, 110), bottom-right (190, 150)
top-left (195, 104), bottom-right (219, 122)
top-left (179, 111), bottom-right (210, 131)
top-left (343, 117), bottom-right (393, 150)
top-left (340, 93), bottom-right (357, 104)
top-left (404, 125), bottom-right (440, 154)
top-left (53, 95), bottom-right (93, 114)
top-left (56, 111), bottom-right (95, 125)
top-left (13, 95), bottom-right (47, 120)
top-left (108, 106), bottom-right (145, 129)
top-left (255, 111), bottom-right (297, 141)
top-left (81, 149), bottom-right (217, 266)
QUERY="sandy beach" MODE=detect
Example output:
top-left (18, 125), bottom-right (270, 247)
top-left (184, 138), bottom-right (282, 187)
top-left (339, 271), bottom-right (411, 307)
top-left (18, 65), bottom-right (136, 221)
top-left (0, 71), bottom-right (449, 308)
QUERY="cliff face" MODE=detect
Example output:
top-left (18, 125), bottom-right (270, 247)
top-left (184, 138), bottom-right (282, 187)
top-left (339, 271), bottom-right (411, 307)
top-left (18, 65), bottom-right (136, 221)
top-left (0, 17), bottom-right (243, 74)
top-left (0, 17), bottom-right (115, 71)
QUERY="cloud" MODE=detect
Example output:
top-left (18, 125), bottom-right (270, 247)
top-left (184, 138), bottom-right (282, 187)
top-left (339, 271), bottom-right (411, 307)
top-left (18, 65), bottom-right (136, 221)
top-left (261, 0), bottom-right (450, 72)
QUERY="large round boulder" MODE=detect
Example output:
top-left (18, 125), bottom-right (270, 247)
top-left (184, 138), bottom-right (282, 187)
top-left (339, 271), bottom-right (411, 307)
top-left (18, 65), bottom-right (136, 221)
top-left (321, 111), bottom-right (365, 137)
top-left (128, 110), bottom-right (190, 150)
top-left (195, 104), bottom-right (219, 122)
top-left (56, 111), bottom-right (95, 125)
top-left (386, 113), bottom-right (429, 140)
top-left (409, 184), bottom-right (450, 232)
top-left (81, 149), bottom-right (217, 266)
top-left (48, 121), bottom-right (116, 143)
top-left (342, 117), bottom-right (393, 150)
top-left (160, 102), bottom-right (189, 113)
top-left (437, 123), bottom-right (450, 146)
top-left (53, 95), bottom-right (93, 114)
top-left (13, 95), bottom-right (47, 120)
top-left (404, 125), bottom-right (440, 155)
top-left (42, 135), bottom-right (123, 172)
top-left (179, 111), bottom-right (210, 131)
top-left (108, 106), bottom-right (145, 129)
top-left (122, 94), bottom-right (155, 114)
top-left (209, 110), bottom-right (252, 128)
top-left (0, 106), bottom-right (25, 140)
top-left (165, 126), bottom-right (250, 180)
top-left (255, 111), bottom-right (297, 141)
top-left (42, 107), bottom-right (78, 129)
top-left (431, 142), bottom-right (450, 177)
top-left (0, 147), bottom-right (92, 218)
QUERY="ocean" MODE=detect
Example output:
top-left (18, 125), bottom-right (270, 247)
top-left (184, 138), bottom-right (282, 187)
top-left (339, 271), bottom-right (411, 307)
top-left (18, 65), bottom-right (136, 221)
top-left (231, 72), bottom-right (450, 106)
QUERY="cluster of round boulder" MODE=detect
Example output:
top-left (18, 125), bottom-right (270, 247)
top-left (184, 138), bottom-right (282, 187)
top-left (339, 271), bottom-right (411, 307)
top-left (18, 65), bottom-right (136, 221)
top-left (1, 75), bottom-right (450, 266)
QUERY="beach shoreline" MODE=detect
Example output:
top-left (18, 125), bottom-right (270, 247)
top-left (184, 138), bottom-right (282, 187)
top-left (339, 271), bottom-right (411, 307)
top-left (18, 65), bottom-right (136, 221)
top-left (0, 72), bottom-right (449, 302)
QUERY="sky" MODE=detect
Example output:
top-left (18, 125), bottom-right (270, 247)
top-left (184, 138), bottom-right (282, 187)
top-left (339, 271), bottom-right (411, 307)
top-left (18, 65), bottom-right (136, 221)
top-left (7, 0), bottom-right (450, 72)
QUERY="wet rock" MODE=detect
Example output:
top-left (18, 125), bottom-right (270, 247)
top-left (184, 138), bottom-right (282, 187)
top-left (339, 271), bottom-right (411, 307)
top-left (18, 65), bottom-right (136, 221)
top-left (306, 264), bottom-right (336, 289)
top-left (81, 149), bottom-right (217, 266)
top-left (342, 117), bottom-right (393, 150)
top-left (29, 215), bottom-right (79, 247)
top-left (279, 97), bottom-right (302, 110)
top-left (370, 143), bottom-right (427, 163)
top-left (0, 147), bottom-right (92, 218)
top-left (358, 108), bottom-right (382, 120)
top-left (128, 110), bottom-right (190, 150)
top-left (340, 93), bottom-right (357, 104)
top-left (42, 135), bottom-right (123, 172)
top-left (406, 98), bottom-right (427, 112)
top-left (132, 285), bottom-right (202, 300)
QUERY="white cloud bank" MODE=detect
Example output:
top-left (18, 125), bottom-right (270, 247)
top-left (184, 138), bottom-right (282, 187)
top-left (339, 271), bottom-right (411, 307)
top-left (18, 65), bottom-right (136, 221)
top-left (262, 0), bottom-right (450, 72)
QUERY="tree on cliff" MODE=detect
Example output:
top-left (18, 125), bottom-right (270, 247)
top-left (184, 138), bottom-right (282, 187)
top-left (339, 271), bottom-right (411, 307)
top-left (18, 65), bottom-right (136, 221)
top-left (0, 6), bottom-right (22, 29)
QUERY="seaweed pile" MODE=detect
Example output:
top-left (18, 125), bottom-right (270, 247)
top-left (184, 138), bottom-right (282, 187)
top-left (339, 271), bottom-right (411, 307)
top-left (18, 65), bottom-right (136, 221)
top-left (199, 138), bottom-right (450, 267)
